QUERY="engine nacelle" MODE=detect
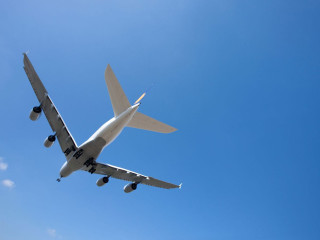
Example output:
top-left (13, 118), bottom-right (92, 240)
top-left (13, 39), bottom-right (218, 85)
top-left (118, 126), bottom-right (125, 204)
top-left (44, 135), bottom-right (56, 148)
top-left (124, 183), bottom-right (138, 193)
top-left (29, 106), bottom-right (42, 121)
top-left (96, 177), bottom-right (109, 187)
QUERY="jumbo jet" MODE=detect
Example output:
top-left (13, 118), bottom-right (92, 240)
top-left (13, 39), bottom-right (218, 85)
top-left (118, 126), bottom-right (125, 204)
top-left (23, 53), bottom-right (181, 193)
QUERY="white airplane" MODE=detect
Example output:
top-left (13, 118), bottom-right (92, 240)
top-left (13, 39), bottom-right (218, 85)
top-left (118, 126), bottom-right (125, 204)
top-left (23, 53), bottom-right (181, 193)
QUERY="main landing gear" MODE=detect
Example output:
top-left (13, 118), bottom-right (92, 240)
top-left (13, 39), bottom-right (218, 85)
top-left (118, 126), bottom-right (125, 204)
top-left (84, 157), bottom-right (97, 174)
top-left (56, 177), bottom-right (61, 182)
top-left (89, 167), bottom-right (96, 174)
top-left (84, 157), bottom-right (94, 167)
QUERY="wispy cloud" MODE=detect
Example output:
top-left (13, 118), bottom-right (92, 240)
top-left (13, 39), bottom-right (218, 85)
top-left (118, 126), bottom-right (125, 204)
top-left (0, 157), bottom-right (8, 171)
top-left (47, 228), bottom-right (57, 237)
top-left (2, 179), bottom-right (15, 189)
top-left (47, 228), bottom-right (62, 239)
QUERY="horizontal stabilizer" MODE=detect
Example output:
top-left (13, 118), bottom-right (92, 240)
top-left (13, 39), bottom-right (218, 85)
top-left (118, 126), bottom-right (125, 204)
top-left (127, 112), bottom-right (177, 133)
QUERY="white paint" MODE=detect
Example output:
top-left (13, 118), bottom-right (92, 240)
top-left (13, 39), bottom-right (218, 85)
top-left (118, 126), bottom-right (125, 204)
top-left (23, 54), bottom-right (180, 191)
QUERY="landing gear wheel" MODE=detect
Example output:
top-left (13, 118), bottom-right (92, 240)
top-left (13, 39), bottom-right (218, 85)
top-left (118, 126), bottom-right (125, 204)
top-left (89, 167), bottom-right (96, 174)
top-left (84, 158), bottom-right (94, 167)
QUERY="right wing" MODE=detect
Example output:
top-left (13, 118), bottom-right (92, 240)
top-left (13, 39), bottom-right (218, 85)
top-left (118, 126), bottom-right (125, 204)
top-left (93, 162), bottom-right (180, 189)
top-left (23, 53), bottom-right (78, 160)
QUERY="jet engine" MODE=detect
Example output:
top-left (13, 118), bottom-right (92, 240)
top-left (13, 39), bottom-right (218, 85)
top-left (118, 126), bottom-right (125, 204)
top-left (124, 183), bottom-right (138, 193)
top-left (44, 135), bottom-right (56, 148)
top-left (96, 177), bottom-right (109, 187)
top-left (29, 106), bottom-right (42, 121)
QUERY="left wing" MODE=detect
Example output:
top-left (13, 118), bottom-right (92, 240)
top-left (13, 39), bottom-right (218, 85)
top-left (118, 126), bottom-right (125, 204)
top-left (93, 162), bottom-right (180, 189)
top-left (23, 53), bottom-right (78, 160)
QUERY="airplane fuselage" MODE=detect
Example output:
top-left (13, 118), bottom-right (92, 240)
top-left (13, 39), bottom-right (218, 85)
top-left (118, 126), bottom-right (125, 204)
top-left (59, 104), bottom-right (140, 178)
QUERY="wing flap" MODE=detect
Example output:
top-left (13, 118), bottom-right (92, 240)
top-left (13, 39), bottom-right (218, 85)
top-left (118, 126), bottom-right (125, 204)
top-left (41, 95), bottom-right (78, 158)
top-left (94, 163), bottom-right (180, 189)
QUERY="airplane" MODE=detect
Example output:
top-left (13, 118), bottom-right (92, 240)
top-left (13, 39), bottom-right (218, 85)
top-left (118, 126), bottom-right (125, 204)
top-left (23, 53), bottom-right (181, 193)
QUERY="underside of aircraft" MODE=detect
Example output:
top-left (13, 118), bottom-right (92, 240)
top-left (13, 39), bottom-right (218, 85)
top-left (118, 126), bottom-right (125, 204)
top-left (23, 53), bottom-right (181, 193)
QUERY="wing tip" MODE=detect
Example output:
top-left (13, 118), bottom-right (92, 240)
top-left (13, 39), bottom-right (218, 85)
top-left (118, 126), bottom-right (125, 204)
top-left (23, 52), bottom-right (29, 64)
top-left (163, 127), bottom-right (178, 134)
top-left (179, 183), bottom-right (183, 189)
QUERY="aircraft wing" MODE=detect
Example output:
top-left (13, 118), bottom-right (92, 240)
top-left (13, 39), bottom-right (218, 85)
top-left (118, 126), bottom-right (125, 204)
top-left (23, 53), bottom-right (78, 160)
top-left (93, 162), bottom-right (180, 189)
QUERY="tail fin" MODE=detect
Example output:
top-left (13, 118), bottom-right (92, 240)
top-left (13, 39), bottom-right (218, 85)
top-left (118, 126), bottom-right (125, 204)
top-left (105, 64), bottom-right (177, 133)
top-left (105, 65), bottom-right (131, 116)
top-left (127, 112), bottom-right (177, 133)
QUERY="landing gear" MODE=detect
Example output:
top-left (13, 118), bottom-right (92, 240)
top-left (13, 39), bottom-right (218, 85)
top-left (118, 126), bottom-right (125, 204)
top-left (84, 157), bottom-right (94, 167)
top-left (84, 157), bottom-right (96, 174)
top-left (89, 167), bottom-right (96, 174)
top-left (56, 177), bottom-right (61, 182)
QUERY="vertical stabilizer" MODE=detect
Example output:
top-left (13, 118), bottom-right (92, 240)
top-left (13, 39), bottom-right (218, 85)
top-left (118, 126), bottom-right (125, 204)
top-left (105, 65), bottom-right (131, 116)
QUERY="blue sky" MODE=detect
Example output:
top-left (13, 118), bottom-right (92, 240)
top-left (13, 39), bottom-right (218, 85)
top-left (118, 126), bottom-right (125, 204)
top-left (1, 0), bottom-right (320, 239)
